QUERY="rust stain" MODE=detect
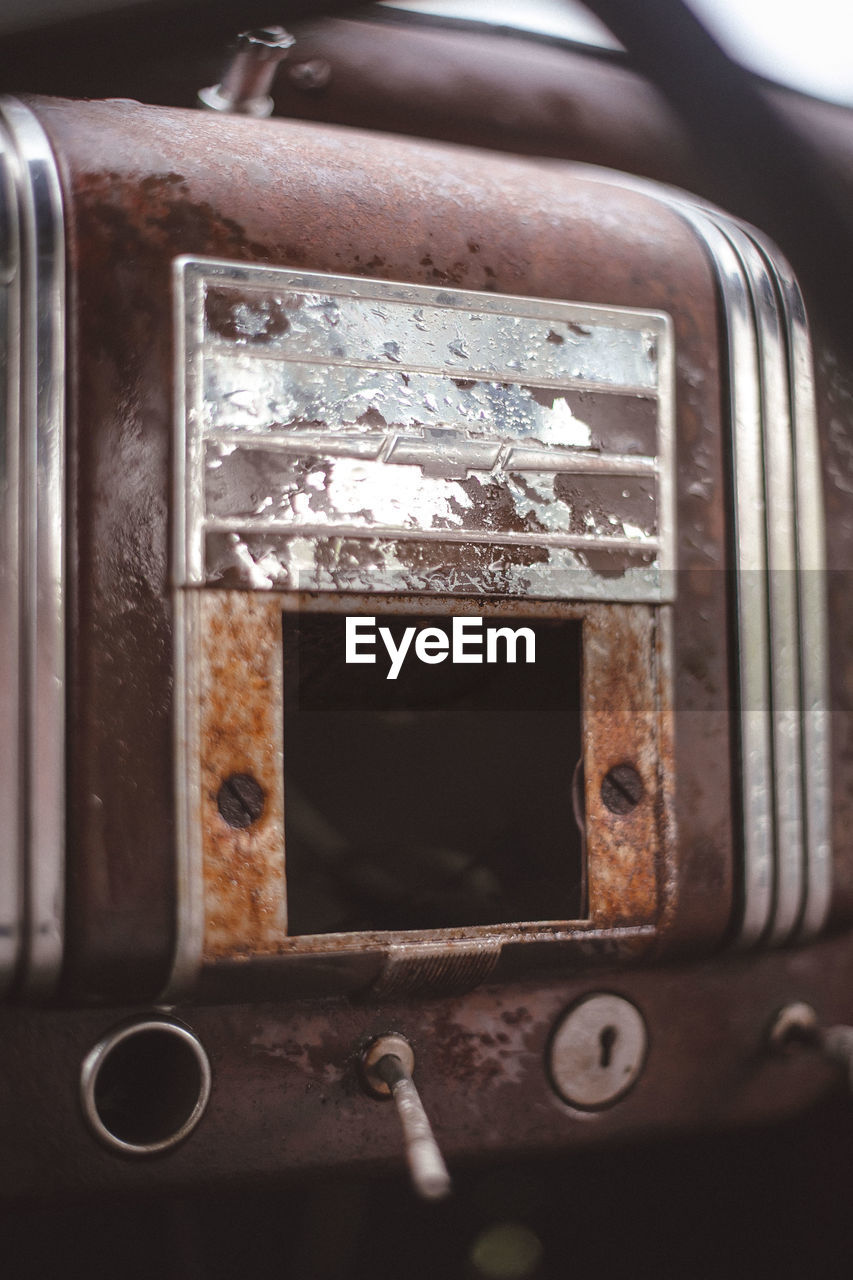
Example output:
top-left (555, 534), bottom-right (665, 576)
top-left (200, 592), bottom-right (286, 958)
top-left (195, 586), bottom-right (672, 973)
top-left (653, 607), bottom-right (679, 939)
top-left (583, 603), bottom-right (670, 926)
top-left (21, 94), bottom-right (736, 998)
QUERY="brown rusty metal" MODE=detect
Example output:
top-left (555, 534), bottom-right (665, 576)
top-left (272, 18), bottom-right (701, 187)
top-left (814, 340), bottom-right (853, 927)
top-left (4, 926), bottom-right (853, 1195)
top-left (0, 21), bottom-right (847, 1194)
top-left (199, 593), bottom-right (286, 959)
top-left (193, 590), bottom-right (667, 973)
top-left (21, 95), bottom-right (734, 1000)
top-left (6, 13), bottom-right (853, 254)
top-left (583, 604), bottom-right (666, 928)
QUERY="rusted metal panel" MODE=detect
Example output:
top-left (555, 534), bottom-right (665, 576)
top-left (814, 342), bottom-right (853, 928)
top-left (4, 927), bottom-right (853, 1195)
top-left (583, 604), bottom-right (667, 927)
top-left (192, 590), bottom-right (668, 975)
top-left (21, 96), bottom-right (734, 997)
top-left (199, 593), bottom-right (286, 959)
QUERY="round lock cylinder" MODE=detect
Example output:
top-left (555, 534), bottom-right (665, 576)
top-left (548, 994), bottom-right (648, 1110)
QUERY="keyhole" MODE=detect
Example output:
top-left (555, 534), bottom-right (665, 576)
top-left (599, 1024), bottom-right (617, 1069)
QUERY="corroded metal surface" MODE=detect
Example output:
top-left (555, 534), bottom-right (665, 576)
top-left (23, 96), bottom-right (735, 997)
top-left (190, 591), bottom-right (666, 973)
top-left (199, 593), bottom-right (286, 959)
top-left (4, 928), bottom-right (853, 1195)
top-left (583, 604), bottom-right (667, 927)
top-left (0, 29), bottom-right (846, 1193)
top-left (815, 342), bottom-right (853, 928)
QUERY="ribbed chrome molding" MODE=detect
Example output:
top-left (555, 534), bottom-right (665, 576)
top-left (672, 202), bottom-right (831, 946)
top-left (0, 98), bottom-right (66, 997)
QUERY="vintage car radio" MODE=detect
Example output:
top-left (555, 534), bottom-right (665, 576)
top-left (0, 91), bottom-right (833, 1005)
top-left (0, 87), bottom-right (848, 1188)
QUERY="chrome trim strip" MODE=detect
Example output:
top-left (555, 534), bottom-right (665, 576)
top-left (163, 258), bottom-right (204, 1000)
top-left (203, 429), bottom-right (661, 476)
top-left (0, 135), bottom-right (22, 994)
top-left (578, 165), bottom-right (829, 947)
top-left (657, 309), bottom-right (677, 598)
top-left (711, 217), bottom-right (805, 944)
top-left (752, 236), bottom-right (832, 939)
top-left (559, 166), bottom-right (831, 946)
top-left (673, 205), bottom-right (775, 945)
top-left (670, 199), bottom-right (830, 946)
top-left (163, 590), bottom-right (205, 999)
top-left (0, 99), bottom-right (66, 996)
top-left (201, 516), bottom-right (660, 553)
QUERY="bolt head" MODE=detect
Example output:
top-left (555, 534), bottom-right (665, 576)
top-left (217, 773), bottom-right (265, 829)
top-left (601, 763), bottom-right (644, 814)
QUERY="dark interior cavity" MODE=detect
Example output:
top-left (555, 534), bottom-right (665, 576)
top-left (92, 1027), bottom-right (205, 1148)
top-left (282, 612), bottom-right (585, 936)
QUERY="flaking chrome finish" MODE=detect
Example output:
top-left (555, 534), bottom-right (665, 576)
top-left (175, 258), bottom-right (675, 603)
top-left (0, 97), bottom-right (65, 997)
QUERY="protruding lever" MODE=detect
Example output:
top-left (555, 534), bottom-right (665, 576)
top-left (361, 1034), bottom-right (451, 1201)
top-left (198, 27), bottom-right (294, 118)
top-left (768, 1002), bottom-right (853, 1090)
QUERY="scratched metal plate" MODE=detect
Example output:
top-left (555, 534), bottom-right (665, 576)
top-left (175, 259), bottom-right (675, 601)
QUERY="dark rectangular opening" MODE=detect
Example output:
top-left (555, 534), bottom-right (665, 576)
top-left (282, 611), bottom-right (584, 935)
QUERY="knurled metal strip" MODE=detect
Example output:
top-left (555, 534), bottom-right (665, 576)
top-left (370, 940), bottom-right (502, 997)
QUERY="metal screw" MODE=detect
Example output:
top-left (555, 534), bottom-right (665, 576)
top-left (600, 764), bottom-right (644, 815)
top-left (288, 59), bottom-right (332, 92)
top-left (217, 773), bottom-right (265, 829)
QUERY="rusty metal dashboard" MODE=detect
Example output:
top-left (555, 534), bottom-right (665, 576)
top-left (0, 76), bottom-right (851, 1200)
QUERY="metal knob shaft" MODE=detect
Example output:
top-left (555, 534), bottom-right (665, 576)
top-left (198, 27), bottom-right (294, 118)
top-left (769, 1002), bottom-right (853, 1091)
top-left (362, 1034), bottom-right (451, 1201)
